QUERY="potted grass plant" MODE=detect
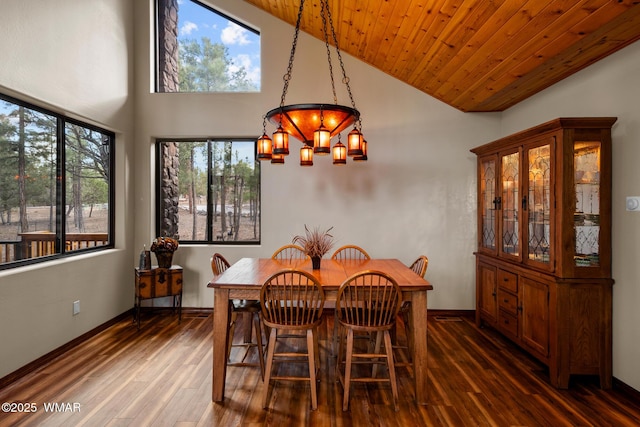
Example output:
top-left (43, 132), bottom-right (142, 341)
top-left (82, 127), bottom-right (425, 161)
top-left (292, 225), bottom-right (334, 269)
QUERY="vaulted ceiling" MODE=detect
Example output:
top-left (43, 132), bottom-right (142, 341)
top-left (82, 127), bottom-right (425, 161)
top-left (244, 0), bottom-right (640, 112)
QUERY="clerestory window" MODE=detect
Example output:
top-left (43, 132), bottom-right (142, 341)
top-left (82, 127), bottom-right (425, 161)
top-left (156, 0), bottom-right (261, 93)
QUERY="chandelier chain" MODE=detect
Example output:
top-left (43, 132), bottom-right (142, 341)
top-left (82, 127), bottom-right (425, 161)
top-left (320, 0), bottom-right (338, 104)
top-left (279, 0), bottom-right (306, 108)
top-left (324, 0), bottom-right (360, 128)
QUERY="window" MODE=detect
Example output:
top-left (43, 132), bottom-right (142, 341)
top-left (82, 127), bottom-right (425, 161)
top-left (0, 93), bottom-right (114, 269)
top-left (156, 0), bottom-right (261, 93)
top-left (156, 139), bottom-right (260, 243)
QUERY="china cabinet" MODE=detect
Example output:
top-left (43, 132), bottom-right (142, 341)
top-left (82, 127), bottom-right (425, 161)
top-left (471, 117), bottom-right (616, 389)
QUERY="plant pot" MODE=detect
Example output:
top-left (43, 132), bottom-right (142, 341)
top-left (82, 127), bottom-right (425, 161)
top-left (311, 256), bottom-right (321, 270)
top-left (155, 250), bottom-right (174, 268)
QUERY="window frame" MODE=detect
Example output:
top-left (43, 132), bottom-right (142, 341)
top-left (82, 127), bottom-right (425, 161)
top-left (0, 92), bottom-right (115, 271)
top-left (155, 137), bottom-right (261, 245)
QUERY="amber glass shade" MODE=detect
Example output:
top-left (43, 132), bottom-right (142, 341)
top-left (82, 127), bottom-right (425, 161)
top-left (272, 126), bottom-right (289, 155)
top-left (257, 133), bottom-right (272, 160)
top-left (347, 128), bottom-right (363, 156)
top-left (333, 141), bottom-right (346, 165)
top-left (300, 145), bottom-right (313, 166)
top-left (353, 139), bottom-right (368, 161)
top-left (313, 124), bottom-right (331, 155)
top-left (271, 153), bottom-right (285, 164)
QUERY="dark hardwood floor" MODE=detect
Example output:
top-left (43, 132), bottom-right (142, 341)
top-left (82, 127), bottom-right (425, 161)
top-left (1, 309), bottom-right (639, 426)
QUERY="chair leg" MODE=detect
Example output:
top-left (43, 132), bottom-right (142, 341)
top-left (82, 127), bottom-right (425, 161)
top-left (400, 307), bottom-right (413, 360)
top-left (405, 311), bottom-right (414, 362)
top-left (313, 326), bottom-right (321, 378)
top-left (227, 311), bottom-right (238, 362)
top-left (373, 330), bottom-right (383, 378)
top-left (383, 330), bottom-right (399, 412)
top-left (335, 323), bottom-right (344, 381)
top-left (390, 321), bottom-right (398, 344)
top-left (262, 327), bottom-right (277, 409)
top-left (307, 329), bottom-right (318, 410)
top-left (332, 312), bottom-right (339, 357)
top-left (253, 314), bottom-right (265, 380)
top-left (243, 312), bottom-right (253, 343)
top-left (342, 328), bottom-right (354, 411)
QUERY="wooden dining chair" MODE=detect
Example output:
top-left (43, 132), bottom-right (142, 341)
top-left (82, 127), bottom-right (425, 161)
top-left (331, 245), bottom-right (371, 261)
top-left (211, 252), bottom-right (230, 277)
top-left (335, 270), bottom-right (402, 411)
top-left (211, 253), bottom-right (265, 379)
top-left (409, 255), bottom-right (429, 278)
top-left (260, 269), bottom-right (326, 410)
top-left (394, 255), bottom-right (429, 366)
top-left (271, 244), bottom-right (309, 262)
top-left (330, 245), bottom-right (372, 353)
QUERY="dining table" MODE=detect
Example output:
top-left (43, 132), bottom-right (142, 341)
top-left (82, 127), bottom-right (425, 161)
top-left (207, 257), bottom-right (433, 404)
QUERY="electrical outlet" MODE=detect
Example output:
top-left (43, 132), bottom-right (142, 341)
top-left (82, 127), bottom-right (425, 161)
top-left (73, 300), bottom-right (80, 315)
top-left (626, 196), bottom-right (640, 211)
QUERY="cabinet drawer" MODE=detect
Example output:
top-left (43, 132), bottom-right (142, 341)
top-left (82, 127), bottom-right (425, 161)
top-left (498, 289), bottom-right (518, 315)
top-left (136, 269), bottom-right (183, 299)
top-left (498, 269), bottom-right (518, 293)
top-left (498, 310), bottom-right (518, 337)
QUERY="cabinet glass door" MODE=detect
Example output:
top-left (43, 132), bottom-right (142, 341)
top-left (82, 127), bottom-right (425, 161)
top-left (501, 152), bottom-right (519, 257)
top-left (479, 157), bottom-right (496, 251)
top-left (527, 144), bottom-right (551, 265)
top-left (574, 141), bottom-right (601, 267)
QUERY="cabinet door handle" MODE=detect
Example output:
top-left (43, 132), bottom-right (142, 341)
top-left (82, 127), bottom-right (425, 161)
top-left (517, 305), bottom-right (523, 312)
top-left (493, 196), bottom-right (502, 210)
top-left (522, 195), bottom-right (527, 210)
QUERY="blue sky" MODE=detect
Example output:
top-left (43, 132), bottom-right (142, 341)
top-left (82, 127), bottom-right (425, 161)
top-left (178, 0), bottom-right (261, 90)
top-left (191, 140), bottom-right (257, 171)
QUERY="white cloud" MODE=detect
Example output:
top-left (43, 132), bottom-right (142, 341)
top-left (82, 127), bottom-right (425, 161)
top-left (180, 21), bottom-right (198, 36)
top-left (229, 54), bottom-right (261, 88)
top-left (235, 54), bottom-right (252, 70)
top-left (221, 22), bottom-right (251, 46)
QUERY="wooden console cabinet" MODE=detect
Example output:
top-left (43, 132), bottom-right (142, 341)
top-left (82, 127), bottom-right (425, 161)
top-left (471, 118), bottom-right (615, 389)
top-left (134, 265), bottom-right (183, 329)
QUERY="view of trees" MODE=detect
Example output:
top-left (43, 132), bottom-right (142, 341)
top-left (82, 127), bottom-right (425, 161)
top-left (64, 123), bottom-right (111, 233)
top-left (0, 97), bottom-right (112, 264)
top-left (160, 139), bottom-right (260, 242)
top-left (178, 37), bottom-right (257, 92)
top-left (211, 142), bottom-right (260, 241)
top-left (0, 104), bottom-right (57, 232)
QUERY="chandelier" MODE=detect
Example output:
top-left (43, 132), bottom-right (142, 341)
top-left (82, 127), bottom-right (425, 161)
top-left (257, 0), bottom-right (367, 166)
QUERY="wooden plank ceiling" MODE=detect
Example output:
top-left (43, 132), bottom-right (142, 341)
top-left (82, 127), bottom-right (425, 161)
top-left (244, 0), bottom-right (640, 112)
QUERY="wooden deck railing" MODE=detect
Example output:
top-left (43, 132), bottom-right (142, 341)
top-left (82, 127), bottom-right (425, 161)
top-left (0, 241), bottom-right (17, 263)
top-left (0, 232), bottom-right (109, 263)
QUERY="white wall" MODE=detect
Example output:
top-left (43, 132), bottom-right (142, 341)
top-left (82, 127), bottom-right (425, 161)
top-left (0, 0), bottom-right (135, 378)
top-left (133, 0), bottom-right (500, 309)
top-left (501, 40), bottom-right (640, 392)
